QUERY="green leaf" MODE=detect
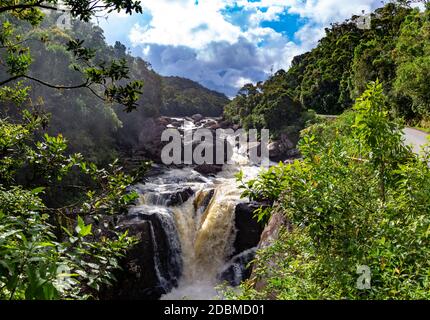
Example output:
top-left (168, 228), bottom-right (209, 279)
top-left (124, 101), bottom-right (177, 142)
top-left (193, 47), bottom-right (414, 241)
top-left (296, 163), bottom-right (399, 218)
top-left (30, 187), bottom-right (45, 195)
top-left (76, 216), bottom-right (92, 237)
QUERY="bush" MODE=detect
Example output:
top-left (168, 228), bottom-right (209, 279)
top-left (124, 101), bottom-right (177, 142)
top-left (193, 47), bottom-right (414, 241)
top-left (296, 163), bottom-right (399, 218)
top-left (231, 82), bottom-right (430, 299)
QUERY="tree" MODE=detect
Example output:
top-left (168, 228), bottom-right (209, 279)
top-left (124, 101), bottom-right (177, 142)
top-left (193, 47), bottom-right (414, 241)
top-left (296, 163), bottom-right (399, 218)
top-left (0, 0), bottom-right (148, 300)
top-left (231, 81), bottom-right (430, 300)
top-left (394, 7), bottom-right (430, 118)
top-left (0, 0), bottom-right (143, 112)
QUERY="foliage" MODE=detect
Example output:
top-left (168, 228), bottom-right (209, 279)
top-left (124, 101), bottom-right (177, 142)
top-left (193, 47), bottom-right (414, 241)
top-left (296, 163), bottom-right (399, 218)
top-left (161, 76), bottom-right (229, 117)
top-left (0, 7), bottom-right (144, 113)
top-left (0, 0), bottom-right (148, 300)
top-left (0, 186), bottom-right (135, 299)
top-left (231, 82), bottom-right (430, 299)
top-left (0, 110), bottom-right (142, 299)
top-left (226, 2), bottom-right (430, 131)
top-left (1, 15), bottom-right (229, 162)
top-left (394, 8), bottom-right (430, 117)
top-left (224, 70), bottom-right (312, 141)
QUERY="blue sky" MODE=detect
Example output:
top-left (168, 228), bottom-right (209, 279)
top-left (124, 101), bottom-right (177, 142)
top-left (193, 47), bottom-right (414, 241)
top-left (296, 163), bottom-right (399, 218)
top-left (98, 0), bottom-right (382, 97)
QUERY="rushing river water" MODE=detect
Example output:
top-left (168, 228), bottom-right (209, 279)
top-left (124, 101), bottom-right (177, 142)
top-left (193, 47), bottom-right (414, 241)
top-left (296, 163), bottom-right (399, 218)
top-left (128, 118), bottom-right (265, 299)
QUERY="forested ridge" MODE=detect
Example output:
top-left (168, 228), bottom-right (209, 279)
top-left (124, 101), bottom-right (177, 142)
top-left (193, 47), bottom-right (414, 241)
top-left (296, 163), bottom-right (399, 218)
top-left (1, 13), bottom-right (228, 164)
top-left (0, 0), bottom-right (229, 300)
top-left (225, 1), bottom-right (430, 135)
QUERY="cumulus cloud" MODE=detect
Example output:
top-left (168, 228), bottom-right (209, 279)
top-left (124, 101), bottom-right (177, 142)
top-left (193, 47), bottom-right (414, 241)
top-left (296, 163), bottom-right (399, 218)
top-left (101, 0), bottom-right (382, 96)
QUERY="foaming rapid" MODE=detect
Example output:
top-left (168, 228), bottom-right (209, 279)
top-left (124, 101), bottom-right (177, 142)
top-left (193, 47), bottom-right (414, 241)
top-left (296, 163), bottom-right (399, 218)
top-left (162, 182), bottom-right (241, 300)
top-left (128, 118), bottom-right (269, 300)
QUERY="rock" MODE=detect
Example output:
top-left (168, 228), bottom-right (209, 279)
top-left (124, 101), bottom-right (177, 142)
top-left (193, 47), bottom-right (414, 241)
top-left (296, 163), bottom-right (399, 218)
top-left (279, 133), bottom-right (295, 150)
top-left (268, 142), bottom-right (281, 159)
top-left (217, 201), bottom-right (266, 286)
top-left (232, 202), bottom-right (265, 257)
top-left (194, 164), bottom-right (223, 175)
top-left (202, 119), bottom-right (219, 129)
top-left (158, 116), bottom-right (172, 126)
top-left (207, 123), bottom-right (221, 130)
top-left (100, 219), bottom-right (161, 300)
top-left (191, 114), bottom-right (204, 122)
top-left (164, 187), bottom-right (194, 206)
top-left (100, 209), bottom-right (183, 300)
top-left (252, 206), bottom-right (292, 293)
top-left (193, 188), bottom-right (215, 213)
top-left (171, 120), bottom-right (182, 128)
top-left (219, 120), bottom-right (233, 129)
top-left (268, 133), bottom-right (297, 162)
top-left (257, 209), bottom-right (290, 249)
top-left (141, 186), bottom-right (194, 207)
top-left (286, 148), bottom-right (301, 158)
top-left (218, 248), bottom-right (257, 286)
top-left (137, 117), bottom-right (168, 162)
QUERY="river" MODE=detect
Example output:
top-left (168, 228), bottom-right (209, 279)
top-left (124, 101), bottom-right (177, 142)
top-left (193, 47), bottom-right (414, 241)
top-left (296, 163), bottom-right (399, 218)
top-left (126, 118), bottom-right (266, 299)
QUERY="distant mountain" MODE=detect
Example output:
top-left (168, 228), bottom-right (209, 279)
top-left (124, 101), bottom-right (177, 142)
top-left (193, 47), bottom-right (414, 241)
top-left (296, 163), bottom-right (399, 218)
top-left (161, 76), bottom-right (229, 117)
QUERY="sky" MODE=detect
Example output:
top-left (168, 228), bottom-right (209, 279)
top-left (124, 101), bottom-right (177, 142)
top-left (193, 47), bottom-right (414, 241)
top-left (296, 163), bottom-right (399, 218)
top-left (98, 0), bottom-right (383, 97)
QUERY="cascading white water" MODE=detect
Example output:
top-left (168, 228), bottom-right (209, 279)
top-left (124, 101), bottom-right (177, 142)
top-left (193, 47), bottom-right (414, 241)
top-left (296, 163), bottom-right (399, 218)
top-left (162, 181), bottom-right (242, 299)
top-left (129, 117), bottom-right (270, 299)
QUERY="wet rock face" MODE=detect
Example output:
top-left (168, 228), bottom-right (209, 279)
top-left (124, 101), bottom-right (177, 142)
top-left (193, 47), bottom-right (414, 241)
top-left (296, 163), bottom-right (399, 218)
top-left (142, 186), bottom-right (194, 207)
top-left (216, 202), bottom-right (265, 286)
top-left (165, 187), bottom-right (194, 206)
top-left (101, 219), bottom-right (162, 300)
top-left (101, 210), bottom-right (183, 300)
top-left (219, 248), bottom-right (257, 286)
top-left (232, 202), bottom-right (265, 257)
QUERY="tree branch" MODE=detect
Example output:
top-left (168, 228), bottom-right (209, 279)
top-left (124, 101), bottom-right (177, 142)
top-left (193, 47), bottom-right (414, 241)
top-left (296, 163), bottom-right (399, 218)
top-left (0, 2), bottom-right (58, 14)
top-left (22, 75), bottom-right (89, 89)
top-left (0, 74), bottom-right (89, 89)
top-left (0, 75), bottom-right (22, 86)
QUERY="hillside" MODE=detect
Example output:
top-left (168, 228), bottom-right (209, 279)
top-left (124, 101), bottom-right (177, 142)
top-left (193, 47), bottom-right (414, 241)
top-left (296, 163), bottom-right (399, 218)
top-left (161, 76), bottom-right (229, 117)
top-left (225, 2), bottom-right (430, 132)
top-left (226, 2), bottom-right (430, 300)
top-left (0, 15), bottom-right (228, 163)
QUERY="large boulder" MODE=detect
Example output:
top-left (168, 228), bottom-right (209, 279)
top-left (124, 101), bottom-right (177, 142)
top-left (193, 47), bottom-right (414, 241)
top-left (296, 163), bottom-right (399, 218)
top-left (217, 202), bottom-right (265, 286)
top-left (194, 164), bottom-right (223, 176)
top-left (100, 208), bottom-right (183, 300)
top-left (203, 119), bottom-right (219, 129)
top-left (137, 117), bottom-right (169, 162)
top-left (268, 133), bottom-right (298, 162)
top-left (191, 114), bottom-right (204, 122)
top-left (218, 248), bottom-right (257, 286)
top-left (232, 202), bottom-right (265, 257)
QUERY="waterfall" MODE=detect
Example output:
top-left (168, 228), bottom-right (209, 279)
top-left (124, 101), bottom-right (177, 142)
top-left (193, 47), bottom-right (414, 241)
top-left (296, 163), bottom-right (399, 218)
top-left (129, 167), bottom-right (259, 299)
top-left (161, 182), bottom-right (241, 299)
top-left (124, 117), bottom-right (267, 299)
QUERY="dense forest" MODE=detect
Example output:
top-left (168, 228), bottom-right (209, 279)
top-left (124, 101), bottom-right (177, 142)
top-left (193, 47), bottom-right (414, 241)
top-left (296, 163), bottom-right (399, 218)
top-left (224, 1), bottom-right (430, 137)
top-left (1, 13), bottom-right (228, 164)
top-left (0, 0), bottom-right (229, 299)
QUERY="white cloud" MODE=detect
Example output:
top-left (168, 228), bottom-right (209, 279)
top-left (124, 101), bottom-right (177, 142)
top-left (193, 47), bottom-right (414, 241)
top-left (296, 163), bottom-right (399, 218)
top-left (129, 0), bottom-right (242, 49)
top-left (101, 0), bottom-right (382, 95)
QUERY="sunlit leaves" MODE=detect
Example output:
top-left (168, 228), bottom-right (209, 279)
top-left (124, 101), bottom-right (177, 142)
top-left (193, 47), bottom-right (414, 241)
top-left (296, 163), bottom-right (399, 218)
top-left (232, 83), bottom-right (430, 299)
